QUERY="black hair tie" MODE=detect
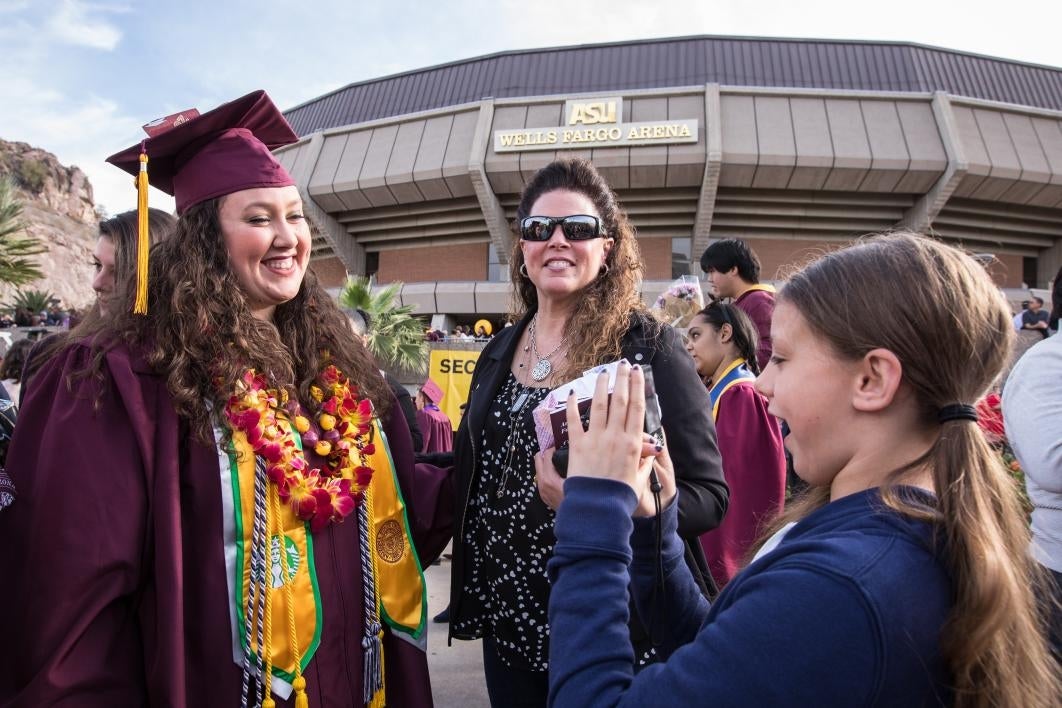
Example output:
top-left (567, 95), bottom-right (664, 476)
top-left (937, 403), bottom-right (978, 424)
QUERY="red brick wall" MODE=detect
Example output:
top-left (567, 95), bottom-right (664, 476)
top-left (736, 237), bottom-right (1025, 288)
top-left (983, 253), bottom-right (1023, 288)
top-left (308, 256), bottom-right (348, 289)
top-left (639, 237), bottom-right (672, 279)
top-left (376, 242), bottom-right (488, 283)
top-left (741, 237), bottom-right (849, 281)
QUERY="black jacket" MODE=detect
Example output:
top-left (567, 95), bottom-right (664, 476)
top-left (385, 372), bottom-right (423, 452)
top-left (448, 311), bottom-right (728, 643)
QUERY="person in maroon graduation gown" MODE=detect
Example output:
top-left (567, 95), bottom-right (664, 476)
top-left (686, 302), bottom-right (786, 588)
top-left (699, 238), bottom-right (776, 371)
top-left (0, 91), bottom-right (452, 708)
top-left (415, 379), bottom-right (453, 454)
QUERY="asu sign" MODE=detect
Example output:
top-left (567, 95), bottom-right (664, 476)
top-left (494, 96), bottom-right (698, 153)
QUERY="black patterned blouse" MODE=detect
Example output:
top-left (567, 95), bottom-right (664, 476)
top-left (451, 372), bottom-right (555, 670)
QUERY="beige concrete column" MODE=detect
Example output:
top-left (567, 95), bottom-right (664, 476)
top-left (468, 100), bottom-right (513, 263)
top-left (289, 132), bottom-right (365, 275)
top-left (1038, 239), bottom-right (1062, 289)
top-left (691, 83), bottom-right (723, 272)
top-left (899, 92), bottom-right (967, 232)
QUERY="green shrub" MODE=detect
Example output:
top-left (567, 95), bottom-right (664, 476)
top-left (15, 159), bottom-right (48, 193)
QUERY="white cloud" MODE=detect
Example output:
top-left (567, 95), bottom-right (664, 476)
top-left (47, 0), bottom-right (123, 51)
top-left (0, 78), bottom-right (173, 213)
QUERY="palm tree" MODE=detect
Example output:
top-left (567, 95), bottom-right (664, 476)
top-left (4, 288), bottom-right (55, 316)
top-left (0, 177), bottom-right (46, 287)
top-left (338, 275), bottom-right (428, 373)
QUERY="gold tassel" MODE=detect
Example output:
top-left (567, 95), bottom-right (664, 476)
top-left (365, 485), bottom-right (386, 708)
top-left (262, 486), bottom-right (276, 708)
top-left (133, 148), bottom-right (150, 315)
top-left (275, 479), bottom-right (309, 708)
top-left (293, 675), bottom-right (309, 708)
top-left (368, 634), bottom-right (386, 708)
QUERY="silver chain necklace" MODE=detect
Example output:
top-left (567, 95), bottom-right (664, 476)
top-left (528, 314), bottom-right (568, 382)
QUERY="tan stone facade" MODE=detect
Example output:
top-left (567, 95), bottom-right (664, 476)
top-left (278, 84), bottom-right (1062, 315)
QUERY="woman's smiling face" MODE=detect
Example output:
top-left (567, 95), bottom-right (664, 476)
top-left (519, 189), bottom-right (613, 304)
top-left (219, 185), bottom-right (311, 321)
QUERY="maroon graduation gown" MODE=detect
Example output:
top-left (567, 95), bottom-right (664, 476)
top-left (733, 288), bottom-right (775, 372)
top-left (414, 407), bottom-right (452, 454)
top-left (698, 382), bottom-right (786, 588)
top-left (0, 342), bottom-right (454, 707)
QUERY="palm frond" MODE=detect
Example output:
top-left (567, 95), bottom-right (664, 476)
top-left (3, 288), bottom-right (55, 313)
top-left (338, 275), bottom-right (428, 372)
top-left (0, 178), bottom-right (44, 287)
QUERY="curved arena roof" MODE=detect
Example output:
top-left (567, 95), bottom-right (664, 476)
top-left (278, 35), bottom-right (1062, 309)
top-left (285, 35), bottom-right (1062, 136)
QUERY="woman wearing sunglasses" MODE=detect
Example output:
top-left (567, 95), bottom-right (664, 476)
top-left (445, 157), bottom-right (728, 707)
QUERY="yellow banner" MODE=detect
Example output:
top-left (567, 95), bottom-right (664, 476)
top-left (428, 349), bottom-right (480, 427)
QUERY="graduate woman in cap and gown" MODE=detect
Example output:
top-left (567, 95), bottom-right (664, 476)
top-left (684, 302), bottom-right (785, 588)
top-left (414, 379), bottom-right (453, 454)
top-left (0, 91), bottom-right (453, 708)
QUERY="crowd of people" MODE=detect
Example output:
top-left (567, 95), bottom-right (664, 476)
top-left (0, 88), bottom-right (1059, 708)
top-left (0, 305), bottom-right (68, 329)
top-left (424, 323), bottom-right (498, 342)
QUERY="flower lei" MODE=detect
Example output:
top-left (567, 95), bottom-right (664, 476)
top-left (224, 365), bottom-right (376, 532)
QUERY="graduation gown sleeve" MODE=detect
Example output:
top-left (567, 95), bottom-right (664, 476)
top-left (385, 392), bottom-right (454, 567)
top-left (699, 383), bottom-right (786, 587)
top-left (0, 342), bottom-right (160, 706)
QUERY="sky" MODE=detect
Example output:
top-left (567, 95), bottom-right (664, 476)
top-left (1, 0), bottom-right (1060, 215)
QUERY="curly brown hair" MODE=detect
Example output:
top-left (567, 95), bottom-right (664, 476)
top-left (78, 198), bottom-right (390, 443)
top-left (510, 158), bottom-right (654, 380)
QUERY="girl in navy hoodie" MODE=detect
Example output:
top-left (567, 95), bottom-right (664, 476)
top-left (545, 233), bottom-right (1060, 707)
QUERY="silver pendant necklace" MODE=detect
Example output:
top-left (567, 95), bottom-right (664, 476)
top-left (528, 314), bottom-right (567, 382)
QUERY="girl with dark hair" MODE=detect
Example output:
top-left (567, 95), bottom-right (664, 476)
top-left (448, 157), bottom-right (727, 706)
top-left (685, 302), bottom-right (785, 587)
top-left (547, 233), bottom-right (1060, 707)
top-left (0, 92), bottom-right (451, 707)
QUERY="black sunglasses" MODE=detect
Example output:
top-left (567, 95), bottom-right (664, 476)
top-left (519, 214), bottom-right (605, 242)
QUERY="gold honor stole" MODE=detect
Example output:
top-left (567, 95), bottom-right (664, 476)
top-left (218, 418), bottom-right (427, 697)
top-left (708, 358), bottom-right (757, 422)
top-left (366, 422), bottom-right (428, 648)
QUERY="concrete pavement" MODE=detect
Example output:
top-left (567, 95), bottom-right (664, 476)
top-left (424, 545), bottom-right (490, 707)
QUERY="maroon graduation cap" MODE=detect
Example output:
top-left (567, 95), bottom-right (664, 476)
top-left (421, 378), bottom-right (444, 405)
top-left (105, 90), bottom-right (299, 313)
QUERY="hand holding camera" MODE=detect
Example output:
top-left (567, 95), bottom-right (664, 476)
top-left (564, 362), bottom-right (666, 503)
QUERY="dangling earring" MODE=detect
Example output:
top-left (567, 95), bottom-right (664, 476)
top-left (520, 263), bottom-right (529, 277)
top-left (599, 263), bottom-right (610, 277)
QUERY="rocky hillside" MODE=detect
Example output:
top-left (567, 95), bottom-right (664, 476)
top-left (0, 140), bottom-right (98, 309)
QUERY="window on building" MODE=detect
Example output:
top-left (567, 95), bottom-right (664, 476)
top-left (1023, 256), bottom-right (1039, 288)
top-left (365, 251), bottom-right (379, 279)
top-left (671, 237), bottom-right (692, 278)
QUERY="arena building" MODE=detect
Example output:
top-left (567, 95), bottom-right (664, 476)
top-left (277, 35), bottom-right (1062, 321)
